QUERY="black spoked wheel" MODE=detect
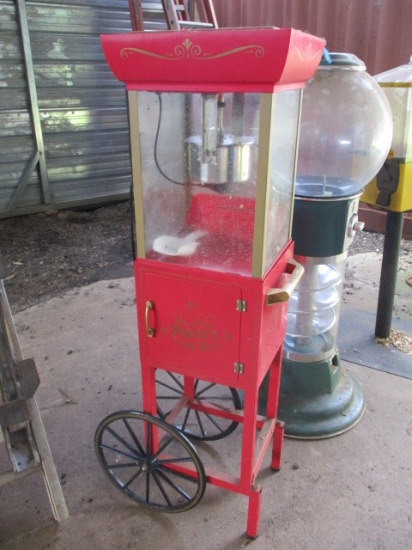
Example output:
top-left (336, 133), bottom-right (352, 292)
top-left (156, 371), bottom-right (243, 441)
top-left (95, 410), bottom-right (206, 513)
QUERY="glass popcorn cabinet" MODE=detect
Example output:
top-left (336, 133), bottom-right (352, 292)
top-left (95, 28), bottom-right (325, 539)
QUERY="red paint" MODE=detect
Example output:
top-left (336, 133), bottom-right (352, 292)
top-left (101, 27), bottom-right (325, 92)
top-left (100, 26), bottom-right (324, 538)
top-left (134, 242), bottom-right (293, 538)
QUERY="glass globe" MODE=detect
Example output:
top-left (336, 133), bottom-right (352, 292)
top-left (296, 53), bottom-right (393, 198)
top-left (375, 58), bottom-right (412, 162)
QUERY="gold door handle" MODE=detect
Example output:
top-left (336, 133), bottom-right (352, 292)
top-left (145, 300), bottom-right (155, 337)
top-left (266, 260), bottom-right (304, 305)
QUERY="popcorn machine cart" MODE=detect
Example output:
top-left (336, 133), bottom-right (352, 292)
top-left (95, 28), bottom-right (324, 538)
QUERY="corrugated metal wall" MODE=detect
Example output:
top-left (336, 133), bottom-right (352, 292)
top-left (1, 1), bottom-right (410, 217)
top-left (213, 0), bottom-right (412, 75)
top-left (0, 0), bottom-right (167, 218)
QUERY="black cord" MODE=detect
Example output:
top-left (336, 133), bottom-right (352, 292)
top-left (154, 93), bottom-right (186, 185)
top-left (154, 93), bottom-right (203, 187)
top-left (128, 92), bottom-right (205, 261)
top-left (129, 181), bottom-right (136, 260)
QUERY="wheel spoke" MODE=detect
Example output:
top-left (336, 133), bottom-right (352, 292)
top-left (157, 381), bottom-right (183, 395)
top-left (194, 382), bottom-right (235, 403)
top-left (151, 469), bottom-right (173, 508)
top-left (158, 372), bottom-right (184, 393)
top-left (107, 462), bottom-right (140, 469)
top-left (151, 434), bottom-right (177, 460)
top-left (155, 467), bottom-right (192, 502)
top-left (123, 418), bottom-right (146, 457)
top-left (156, 374), bottom-right (242, 441)
top-left (193, 381), bottom-right (215, 398)
top-left (200, 411), bottom-right (225, 434)
top-left (155, 455), bottom-right (193, 466)
top-left (100, 442), bottom-right (143, 462)
top-left (194, 409), bottom-right (206, 438)
top-left (145, 469), bottom-right (150, 504)
top-left (106, 426), bottom-right (142, 458)
top-left (95, 411), bottom-right (206, 512)
top-left (123, 467), bottom-right (143, 489)
top-left (155, 465), bottom-right (199, 484)
top-left (180, 407), bottom-right (191, 433)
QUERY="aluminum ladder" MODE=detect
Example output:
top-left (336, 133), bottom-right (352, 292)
top-left (0, 256), bottom-right (68, 523)
top-left (129, 0), bottom-right (218, 31)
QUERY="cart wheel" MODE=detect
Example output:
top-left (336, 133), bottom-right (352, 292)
top-left (156, 372), bottom-right (243, 441)
top-left (95, 410), bottom-right (206, 513)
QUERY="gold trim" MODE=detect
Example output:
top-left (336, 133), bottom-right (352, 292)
top-left (145, 301), bottom-right (155, 337)
top-left (120, 40), bottom-right (265, 61)
top-left (292, 43), bottom-right (323, 62)
top-left (252, 93), bottom-right (273, 278)
top-left (128, 91), bottom-right (146, 258)
top-left (379, 82), bottom-right (412, 88)
top-left (266, 260), bottom-right (304, 305)
top-left (289, 89), bottom-right (303, 238)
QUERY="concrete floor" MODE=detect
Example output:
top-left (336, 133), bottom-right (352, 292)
top-left (0, 251), bottom-right (411, 550)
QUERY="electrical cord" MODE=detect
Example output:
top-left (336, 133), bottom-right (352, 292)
top-left (129, 92), bottom-right (206, 260)
top-left (129, 181), bottom-right (136, 260)
top-left (154, 93), bottom-right (203, 187)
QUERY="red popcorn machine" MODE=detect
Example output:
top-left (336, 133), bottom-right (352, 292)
top-left (95, 28), bottom-right (325, 538)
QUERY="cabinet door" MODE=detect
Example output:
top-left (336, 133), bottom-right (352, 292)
top-left (137, 267), bottom-right (243, 387)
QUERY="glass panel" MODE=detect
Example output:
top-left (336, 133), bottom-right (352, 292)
top-left (137, 92), bottom-right (187, 249)
top-left (264, 90), bottom-right (301, 274)
top-left (376, 62), bottom-right (412, 162)
top-left (379, 87), bottom-right (412, 161)
top-left (137, 91), bottom-right (260, 276)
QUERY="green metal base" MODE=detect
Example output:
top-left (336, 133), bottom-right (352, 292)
top-left (261, 352), bottom-right (365, 439)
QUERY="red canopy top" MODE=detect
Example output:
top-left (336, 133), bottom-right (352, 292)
top-left (101, 27), bottom-right (325, 93)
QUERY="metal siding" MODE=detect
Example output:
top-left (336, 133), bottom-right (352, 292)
top-left (28, 1), bottom-right (131, 214)
top-left (0, 0), bottom-right (166, 218)
top-left (0, 0), bottom-right (41, 213)
top-left (213, 0), bottom-right (412, 75)
top-left (4, 1), bottom-right (409, 218)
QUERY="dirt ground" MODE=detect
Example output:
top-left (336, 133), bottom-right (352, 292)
top-left (0, 203), bottom-right (411, 550)
top-left (0, 202), bottom-right (135, 313)
top-left (0, 200), bottom-right (411, 314)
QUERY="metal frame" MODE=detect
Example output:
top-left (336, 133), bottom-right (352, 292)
top-left (129, 0), bottom-right (218, 31)
top-left (160, 0), bottom-right (217, 30)
top-left (0, 279), bottom-right (68, 522)
top-left (128, 91), bottom-right (146, 259)
top-left (129, 89), bottom-right (302, 279)
top-left (252, 93), bottom-right (274, 278)
top-left (134, 253), bottom-right (292, 538)
top-left (7, 0), bottom-right (51, 213)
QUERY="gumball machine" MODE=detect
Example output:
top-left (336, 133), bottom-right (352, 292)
top-left (94, 28), bottom-right (325, 538)
top-left (277, 53), bottom-right (393, 438)
top-left (362, 58), bottom-right (412, 338)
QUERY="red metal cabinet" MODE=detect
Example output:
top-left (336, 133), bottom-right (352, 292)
top-left (135, 241), bottom-right (292, 390)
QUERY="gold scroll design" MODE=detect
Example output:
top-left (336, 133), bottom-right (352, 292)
top-left (170, 314), bottom-right (232, 353)
top-left (292, 42), bottom-right (323, 62)
top-left (120, 39), bottom-right (265, 61)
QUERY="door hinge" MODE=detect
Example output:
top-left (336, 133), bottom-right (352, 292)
top-left (234, 362), bottom-right (244, 374)
top-left (236, 299), bottom-right (247, 312)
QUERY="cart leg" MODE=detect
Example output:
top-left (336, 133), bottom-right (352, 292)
top-left (246, 486), bottom-right (262, 539)
top-left (264, 350), bottom-right (284, 471)
top-left (240, 388), bottom-right (258, 482)
top-left (241, 388), bottom-right (262, 539)
top-left (140, 363), bottom-right (157, 416)
top-left (271, 420), bottom-right (284, 471)
top-left (265, 349), bottom-right (283, 420)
